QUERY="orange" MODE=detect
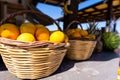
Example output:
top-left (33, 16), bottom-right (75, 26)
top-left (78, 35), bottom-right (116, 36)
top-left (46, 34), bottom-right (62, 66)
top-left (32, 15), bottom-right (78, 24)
top-left (74, 28), bottom-right (81, 32)
top-left (71, 32), bottom-right (81, 38)
top-left (0, 23), bottom-right (19, 40)
top-left (35, 24), bottom-right (46, 29)
top-left (35, 27), bottom-right (50, 41)
top-left (50, 31), bottom-right (65, 43)
top-left (20, 22), bottom-right (36, 35)
top-left (84, 34), bottom-right (96, 39)
top-left (66, 29), bottom-right (75, 36)
top-left (36, 32), bottom-right (49, 41)
top-left (16, 33), bottom-right (35, 42)
top-left (80, 30), bottom-right (88, 37)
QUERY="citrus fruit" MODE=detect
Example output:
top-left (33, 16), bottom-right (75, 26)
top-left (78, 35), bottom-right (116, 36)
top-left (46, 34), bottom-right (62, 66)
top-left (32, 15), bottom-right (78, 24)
top-left (35, 24), bottom-right (46, 29)
top-left (35, 27), bottom-right (50, 41)
top-left (16, 33), bottom-right (35, 42)
top-left (0, 23), bottom-right (19, 40)
top-left (118, 68), bottom-right (120, 75)
top-left (50, 30), bottom-right (59, 34)
top-left (20, 22), bottom-right (36, 35)
top-left (50, 31), bottom-right (65, 43)
top-left (80, 30), bottom-right (88, 37)
top-left (66, 29), bottom-right (75, 36)
top-left (36, 33), bottom-right (50, 41)
top-left (64, 34), bottom-right (69, 43)
top-left (74, 28), bottom-right (81, 32)
top-left (71, 31), bottom-right (81, 38)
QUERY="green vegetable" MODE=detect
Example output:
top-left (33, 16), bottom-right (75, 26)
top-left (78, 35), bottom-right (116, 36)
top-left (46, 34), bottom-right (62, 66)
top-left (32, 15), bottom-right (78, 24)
top-left (102, 32), bottom-right (120, 50)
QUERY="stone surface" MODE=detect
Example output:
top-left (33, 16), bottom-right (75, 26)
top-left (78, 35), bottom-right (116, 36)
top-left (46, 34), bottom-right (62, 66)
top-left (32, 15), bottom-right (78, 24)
top-left (0, 51), bottom-right (119, 80)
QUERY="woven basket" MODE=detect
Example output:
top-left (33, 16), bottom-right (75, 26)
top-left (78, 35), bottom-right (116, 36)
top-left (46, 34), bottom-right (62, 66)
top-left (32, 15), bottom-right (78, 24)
top-left (0, 10), bottom-right (69, 79)
top-left (65, 21), bottom-right (96, 60)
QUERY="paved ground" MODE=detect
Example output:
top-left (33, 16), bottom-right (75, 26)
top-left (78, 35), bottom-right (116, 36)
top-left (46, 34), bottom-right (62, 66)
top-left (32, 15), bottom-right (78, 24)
top-left (0, 51), bottom-right (119, 80)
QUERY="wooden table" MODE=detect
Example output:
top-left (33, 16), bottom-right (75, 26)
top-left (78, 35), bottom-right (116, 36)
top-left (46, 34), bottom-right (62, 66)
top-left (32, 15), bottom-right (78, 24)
top-left (0, 51), bottom-right (119, 80)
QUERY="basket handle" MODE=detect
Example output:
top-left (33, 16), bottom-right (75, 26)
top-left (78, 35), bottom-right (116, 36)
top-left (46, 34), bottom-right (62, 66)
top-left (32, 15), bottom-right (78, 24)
top-left (0, 10), bottom-right (62, 31)
top-left (64, 20), bottom-right (83, 32)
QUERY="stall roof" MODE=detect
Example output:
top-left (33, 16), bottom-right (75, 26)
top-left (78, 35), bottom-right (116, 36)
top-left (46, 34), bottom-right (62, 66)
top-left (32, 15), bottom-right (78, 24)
top-left (37, 0), bottom-right (120, 23)
top-left (1, 0), bottom-right (119, 25)
top-left (36, 0), bottom-right (85, 7)
top-left (78, 0), bottom-right (120, 23)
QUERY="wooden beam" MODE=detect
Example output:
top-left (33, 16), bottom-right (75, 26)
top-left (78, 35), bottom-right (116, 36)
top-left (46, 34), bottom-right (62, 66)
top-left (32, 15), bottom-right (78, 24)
top-left (32, 0), bottom-right (39, 6)
top-left (18, 0), bottom-right (22, 4)
top-left (106, 0), bottom-right (113, 26)
top-left (63, 0), bottom-right (79, 31)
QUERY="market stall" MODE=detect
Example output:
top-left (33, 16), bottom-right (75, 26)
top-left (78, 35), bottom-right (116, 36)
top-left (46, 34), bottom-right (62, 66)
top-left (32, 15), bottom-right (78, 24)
top-left (0, 0), bottom-right (120, 80)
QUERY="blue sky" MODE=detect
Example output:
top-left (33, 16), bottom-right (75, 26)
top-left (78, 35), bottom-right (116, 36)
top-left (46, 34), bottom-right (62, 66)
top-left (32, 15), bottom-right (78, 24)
top-left (78, 0), bottom-right (103, 10)
top-left (36, 0), bottom-right (120, 32)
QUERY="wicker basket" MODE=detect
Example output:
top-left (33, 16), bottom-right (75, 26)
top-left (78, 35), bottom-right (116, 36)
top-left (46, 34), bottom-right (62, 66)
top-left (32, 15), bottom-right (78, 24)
top-left (65, 21), bottom-right (96, 60)
top-left (0, 10), bottom-right (69, 79)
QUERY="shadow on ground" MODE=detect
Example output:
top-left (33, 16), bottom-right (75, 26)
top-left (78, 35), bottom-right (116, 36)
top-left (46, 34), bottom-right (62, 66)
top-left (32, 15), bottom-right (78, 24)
top-left (88, 51), bottom-right (119, 61)
top-left (0, 56), bottom-right (7, 71)
top-left (51, 51), bottom-right (119, 76)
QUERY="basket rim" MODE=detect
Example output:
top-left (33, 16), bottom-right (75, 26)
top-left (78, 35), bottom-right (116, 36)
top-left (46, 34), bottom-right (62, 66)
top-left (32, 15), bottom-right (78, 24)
top-left (64, 20), bottom-right (83, 32)
top-left (0, 37), bottom-right (70, 49)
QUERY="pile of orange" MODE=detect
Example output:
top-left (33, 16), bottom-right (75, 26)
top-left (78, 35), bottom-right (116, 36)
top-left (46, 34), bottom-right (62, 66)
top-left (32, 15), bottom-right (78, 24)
top-left (66, 28), bottom-right (95, 39)
top-left (0, 22), bottom-right (68, 43)
top-left (66, 28), bottom-right (88, 38)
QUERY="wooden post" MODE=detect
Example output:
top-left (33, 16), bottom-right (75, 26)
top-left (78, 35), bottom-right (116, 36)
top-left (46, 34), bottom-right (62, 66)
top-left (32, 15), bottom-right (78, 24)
top-left (63, 0), bottom-right (78, 31)
top-left (113, 15), bottom-right (116, 32)
top-left (0, 4), bottom-right (2, 21)
top-left (18, 0), bottom-right (22, 4)
top-left (106, 0), bottom-right (113, 26)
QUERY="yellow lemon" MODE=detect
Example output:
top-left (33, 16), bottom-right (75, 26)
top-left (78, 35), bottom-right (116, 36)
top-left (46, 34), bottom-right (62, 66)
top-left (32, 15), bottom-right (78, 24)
top-left (17, 33), bottom-right (35, 42)
top-left (118, 68), bottom-right (120, 75)
top-left (50, 30), bottom-right (59, 34)
top-left (0, 23), bottom-right (19, 40)
top-left (50, 31), bottom-right (65, 43)
top-left (20, 22), bottom-right (36, 35)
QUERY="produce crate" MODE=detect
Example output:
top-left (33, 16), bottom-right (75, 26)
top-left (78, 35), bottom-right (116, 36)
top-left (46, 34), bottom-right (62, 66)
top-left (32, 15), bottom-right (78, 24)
top-left (65, 21), bottom-right (97, 60)
top-left (0, 10), bottom-right (69, 79)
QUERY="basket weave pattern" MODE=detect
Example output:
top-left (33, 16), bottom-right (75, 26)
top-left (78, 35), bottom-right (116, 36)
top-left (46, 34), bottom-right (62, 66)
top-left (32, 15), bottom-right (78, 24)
top-left (0, 10), bottom-right (68, 79)
top-left (0, 43), bottom-right (67, 79)
top-left (66, 40), bottom-right (96, 60)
